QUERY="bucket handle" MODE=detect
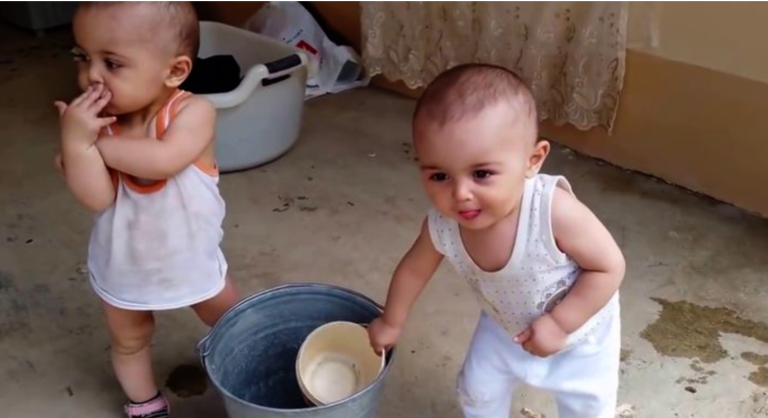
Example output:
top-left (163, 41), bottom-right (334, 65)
top-left (197, 334), bottom-right (212, 369)
top-left (263, 54), bottom-right (305, 81)
top-left (378, 348), bottom-right (386, 372)
top-left (204, 52), bottom-right (308, 109)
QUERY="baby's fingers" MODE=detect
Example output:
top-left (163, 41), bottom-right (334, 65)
top-left (90, 89), bottom-right (112, 112)
top-left (368, 332), bottom-right (389, 355)
top-left (371, 341), bottom-right (391, 356)
top-left (513, 328), bottom-right (533, 344)
top-left (96, 115), bottom-right (117, 129)
top-left (368, 332), bottom-right (385, 353)
top-left (54, 153), bottom-right (64, 173)
top-left (77, 84), bottom-right (106, 110)
top-left (70, 84), bottom-right (96, 107)
top-left (54, 101), bottom-right (68, 116)
top-left (371, 342), bottom-right (384, 355)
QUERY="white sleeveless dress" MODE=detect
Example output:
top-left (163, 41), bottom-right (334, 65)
top-left (428, 174), bottom-right (619, 347)
top-left (87, 90), bottom-right (228, 310)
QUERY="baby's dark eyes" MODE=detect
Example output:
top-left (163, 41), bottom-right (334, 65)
top-left (429, 171), bottom-right (495, 182)
top-left (105, 60), bottom-right (121, 70)
top-left (70, 48), bottom-right (121, 70)
top-left (473, 170), bottom-right (493, 179)
top-left (70, 48), bottom-right (87, 62)
top-left (429, 172), bottom-right (448, 182)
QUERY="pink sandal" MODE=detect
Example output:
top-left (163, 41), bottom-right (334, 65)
top-left (124, 393), bottom-right (170, 418)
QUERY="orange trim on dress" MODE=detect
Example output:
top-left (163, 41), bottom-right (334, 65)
top-left (161, 91), bottom-right (219, 177)
top-left (105, 89), bottom-right (219, 194)
top-left (195, 161), bottom-right (219, 176)
top-left (106, 121), bottom-right (168, 194)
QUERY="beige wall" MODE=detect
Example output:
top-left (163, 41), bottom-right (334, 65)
top-left (639, 2), bottom-right (768, 83)
top-left (541, 2), bottom-right (768, 216)
top-left (540, 51), bottom-right (768, 215)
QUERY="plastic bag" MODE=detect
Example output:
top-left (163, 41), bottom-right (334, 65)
top-left (245, 2), bottom-right (368, 99)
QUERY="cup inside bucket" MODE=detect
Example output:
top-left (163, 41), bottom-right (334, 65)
top-left (202, 285), bottom-right (391, 410)
top-left (297, 321), bottom-right (385, 406)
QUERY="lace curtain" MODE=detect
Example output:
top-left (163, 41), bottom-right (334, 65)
top-left (362, 2), bottom-right (636, 132)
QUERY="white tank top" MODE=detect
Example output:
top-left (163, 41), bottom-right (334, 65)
top-left (428, 174), bottom-right (618, 346)
top-left (87, 90), bottom-right (227, 310)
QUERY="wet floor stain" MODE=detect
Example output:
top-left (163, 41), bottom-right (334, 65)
top-left (748, 367), bottom-right (768, 387)
top-left (688, 359), bottom-right (716, 377)
top-left (640, 298), bottom-right (768, 363)
top-left (741, 351), bottom-right (768, 388)
top-left (674, 359), bottom-right (718, 390)
top-left (741, 352), bottom-right (768, 366)
top-left (690, 360), bottom-right (705, 373)
top-left (677, 372), bottom-right (715, 386)
top-left (165, 364), bottom-right (207, 398)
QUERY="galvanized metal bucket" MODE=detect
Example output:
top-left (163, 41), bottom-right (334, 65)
top-left (198, 283), bottom-right (394, 418)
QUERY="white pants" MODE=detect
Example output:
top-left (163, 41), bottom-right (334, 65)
top-left (458, 311), bottom-right (621, 418)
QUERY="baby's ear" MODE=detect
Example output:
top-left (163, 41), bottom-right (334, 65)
top-left (526, 138), bottom-right (550, 178)
top-left (165, 55), bottom-right (193, 88)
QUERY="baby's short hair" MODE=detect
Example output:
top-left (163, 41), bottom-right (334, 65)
top-left (413, 64), bottom-right (538, 135)
top-left (79, 2), bottom-right (199, 59)
top-left (159, 1), bottom-right (200, 59)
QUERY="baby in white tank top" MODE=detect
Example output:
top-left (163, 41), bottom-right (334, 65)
top-left (369, 64), bottom-right (626, 418)
top-left (54, 3), bottom-right (239, 417)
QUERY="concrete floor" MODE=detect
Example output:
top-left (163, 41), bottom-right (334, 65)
top-left (1, 24), bottom-right (768, 418)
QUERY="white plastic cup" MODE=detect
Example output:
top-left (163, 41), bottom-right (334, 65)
top-left (296, 321), bottom-right (385, 406)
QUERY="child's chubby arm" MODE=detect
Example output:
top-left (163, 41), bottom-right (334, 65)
top-left (516, 187), bottom-right (625, 357)
top-left (95, 96), bottom-right (216, 180)
top-left (368, 219), bottom-right (444, 354)
top-left (54, 84), bottom-right (118, 212)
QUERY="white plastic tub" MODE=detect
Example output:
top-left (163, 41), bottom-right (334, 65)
top-left (199, 21), bottom-right (309, 173)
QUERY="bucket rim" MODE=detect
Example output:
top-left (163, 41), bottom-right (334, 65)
top-left (198, 282), bottom-right (395, 412)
